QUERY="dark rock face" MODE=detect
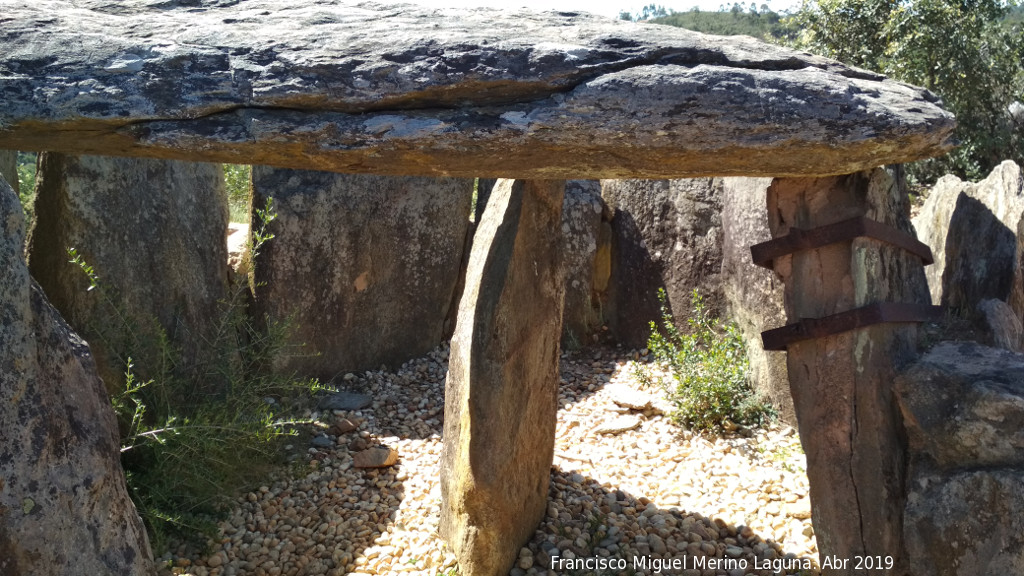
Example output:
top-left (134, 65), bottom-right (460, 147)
top-left (913, 161), bottom-right (1024, 313)
top-left (440, 179), bottom-right (565, 576)
top-left (0, 1), bottom-right (953, 178)
top-left (601, 178), bottom-right (725, 347)
top-left (0, 173), bottom-right (153, 576)
top-left (0, 150), bottom-right (16, 192)
top-left (560, 180), bottom-right (604, 347)
top-left (250, 168), bottom-right (473, 379)
top-left (26, 153), bottom-right (229, 391)
top-left (720, 177), bottom-right (795, 423)
top-left (897, 342), bottom-right (1024, 576)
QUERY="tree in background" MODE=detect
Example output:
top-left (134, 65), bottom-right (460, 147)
top-left (794, 0), bottom-right (1024, 183)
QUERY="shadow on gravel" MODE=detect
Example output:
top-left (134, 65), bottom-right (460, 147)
top-left (525, 466), bottom-right (821, 576)
top-left (558, 345), bottom-right (643, 407)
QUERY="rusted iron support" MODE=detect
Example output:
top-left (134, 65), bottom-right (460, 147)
top-left (750, 215), bottom-right (934, 269)
top-left (761, 303), bottom-right (944, 351)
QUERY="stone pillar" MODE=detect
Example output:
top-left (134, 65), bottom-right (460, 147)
top-left (440, 179), bottom-right (566, 576)
top-left (0, 150), bottom-right (17, 191)
top-left (601, 178), bottom-right (725, 348)
top-left (250, 169), bottom-right (473, 379)
top-left (0, 173), bottom-right (153, 576)
top-left (560, 180), bottom-right (604, 347)
top-left (721, 177), bottom-right (795, 424)
top-left (27, 154), bottom-right (229, 392)
top-left (765, 168), bottom-right (930, 575)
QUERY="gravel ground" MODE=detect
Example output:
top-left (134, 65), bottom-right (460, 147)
top-left (158, 344), bottom-right (819, 576)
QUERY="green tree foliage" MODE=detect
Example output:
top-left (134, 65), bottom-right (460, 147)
top-left (794, 0), bottom-right (1024, 182)
top-left (651, 6), bottom-right (796, 40)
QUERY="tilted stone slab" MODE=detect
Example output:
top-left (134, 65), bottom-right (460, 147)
top-left (26, 153), bottom-right (229, 391)
top-left (440, 179), bottom-right (565, 576)
top-left (913, 160), bottom-right (1024, 313)
top-left (0, 1), bottom-right (953, 179)
top-left (250, 168), bottom-right (473, 378)
top-left (0, 171), bottom-right (153, 575)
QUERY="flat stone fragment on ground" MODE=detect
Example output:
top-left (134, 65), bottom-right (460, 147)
top-left (594, 415), bottom-right (643, 435)
top-left (604, 383), bottom-right (654, 411)
top-left (353, 447), bottom-right (399, 469)
top-left (0, 1), bottom-right (954, 178)
top-left (319, 392), bottom-right (373, 412)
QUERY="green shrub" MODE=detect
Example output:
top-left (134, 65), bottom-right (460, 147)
top-left (223, 164), bottom-right (251, 223)
top-left (71, 199), bottom-right (319, 552)
top-left (16, 152), bottom-right (37, 222)
top-left (637, 289), bottom-right (772, 431)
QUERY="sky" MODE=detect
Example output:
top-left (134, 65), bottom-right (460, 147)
top-left (401, 0), bottom-right (800, 20)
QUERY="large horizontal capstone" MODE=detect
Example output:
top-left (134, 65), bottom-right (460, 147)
top-left (0, 0), bottom-right (954, 178)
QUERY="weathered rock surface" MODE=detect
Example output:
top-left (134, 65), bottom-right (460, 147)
top-left (913, 160), bottom-right (1024, 312)
top-left (1010, 211), bottom-right (1024, 322)
top-left (0, 172), bottom-right (153, 575)
top-left (0, 150), bottom-right (17, 192)
top-left (250, 168), bottom-right (473, 379)
top-left (904, 469), bottom-right (1024, 576)
top-left (0, 1), bottom-right (953, 178)
top-left (601, 178), bottom-right (725, 347)
top-left (560, 180), bottom-right (604, 346)
top-left (978, 298), bottom-right (1024, 352)
top-left (898, 342), bottom-right (1024, 576)
top-left (26, 153), bottom-right (229, 391)
top-left (440, 179), bottom-right (565, 576)
top-left (896, 341), bottom-right (1024, 471)
top-left (720, 177), bottom-right (795, 424)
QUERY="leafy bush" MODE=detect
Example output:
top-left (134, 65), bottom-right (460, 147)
top-left (16, 152), bottom-right (37, 222)
top-left (637, 289), bottom-right (772, 431)
top-left (71, 200), bottom-right (319, 552)
top-left (223, 164), bottom-right (251, 223)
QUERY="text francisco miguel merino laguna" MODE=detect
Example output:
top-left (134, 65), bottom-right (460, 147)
top-left (550, 554), bottom-right (816, 574)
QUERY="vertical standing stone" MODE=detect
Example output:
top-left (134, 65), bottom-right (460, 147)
top-left (601, 178), bottom-right (725, 347)
top-left (720, 177), bottom-right (795, 423)
top-left (440, 179), bottom-right (566, 576)
top-left (0, 150), bottom-right (17, 192)
top-left (766, 168), bottom-right (929, 575)
top-left (27, 154), bottom-right (229, 391)
top-left (560, 180), bottom-right (604, 347)
top-left (0, 174), bottom-right (153, 576)
top-left (250, 169), bottom-right (473, 378)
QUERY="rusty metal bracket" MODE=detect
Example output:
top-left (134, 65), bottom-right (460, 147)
top-left (750, 216), bottom-right (934, 269)
top-left (761, 302), bottom-right (944, 351)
